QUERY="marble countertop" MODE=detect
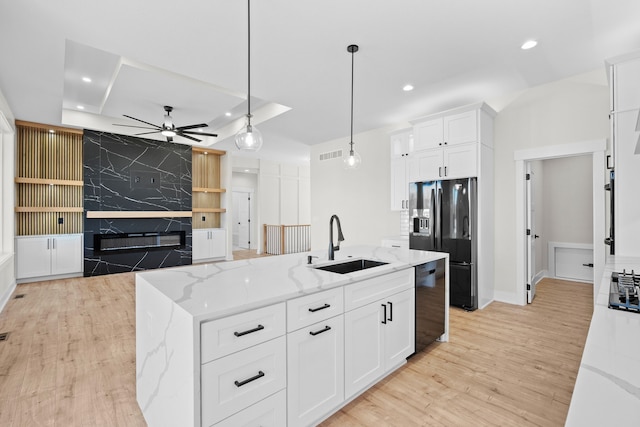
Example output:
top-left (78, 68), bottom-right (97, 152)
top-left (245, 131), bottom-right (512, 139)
top-left (565, 255), bottom-right (640, 426)
top-left (136, 245), bottom-right (446, 322)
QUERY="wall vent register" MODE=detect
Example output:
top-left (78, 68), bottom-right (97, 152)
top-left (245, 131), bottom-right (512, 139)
top-left (94, 231), bottom-right (185, 254)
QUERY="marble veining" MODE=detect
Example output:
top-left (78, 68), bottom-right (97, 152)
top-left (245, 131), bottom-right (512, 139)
top-left (83, 130), bottom-right (192, 276)
top-left (566, 255), bottom-right (640, 426)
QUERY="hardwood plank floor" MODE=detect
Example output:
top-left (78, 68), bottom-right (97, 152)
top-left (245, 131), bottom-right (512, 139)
top-left (0, 272), bottom-right (591, 426)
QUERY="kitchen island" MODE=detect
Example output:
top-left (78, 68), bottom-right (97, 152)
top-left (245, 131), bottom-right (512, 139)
top-left (566, 256), bottom-right (640, 426)
top-left (136, 245), bottom-right (448, 427)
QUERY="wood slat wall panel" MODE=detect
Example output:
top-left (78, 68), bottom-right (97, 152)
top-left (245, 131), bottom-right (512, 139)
top-left (16, 123), bottom-right (84, 235)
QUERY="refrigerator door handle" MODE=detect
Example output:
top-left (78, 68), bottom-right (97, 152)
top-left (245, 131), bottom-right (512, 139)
top-left (438, 187), bottom-right (443, 250)
top-left (430, 188), bottom-right (436, 250)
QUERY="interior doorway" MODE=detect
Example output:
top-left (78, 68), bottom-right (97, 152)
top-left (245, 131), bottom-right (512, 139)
top-left (232, 190), bottom-right (252, 250)
top-left (515, 140), bottom-right (606, 306)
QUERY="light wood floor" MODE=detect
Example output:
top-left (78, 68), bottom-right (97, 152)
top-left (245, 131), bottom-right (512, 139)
top-left (0, 274), bottom-right (592, 426)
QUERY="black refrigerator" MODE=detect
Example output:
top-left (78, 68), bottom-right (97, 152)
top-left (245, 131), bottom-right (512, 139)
top-left (409, 178), bottom-right (478, 311)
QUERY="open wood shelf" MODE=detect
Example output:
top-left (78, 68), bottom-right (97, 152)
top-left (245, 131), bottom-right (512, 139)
top-left (192, 187), bottom-right (226, 193)
top-left (15, 177), bottom-right (84, 186)
top-left (16, 207), bottom-right (84, 213)
top-left (192, 208), bottom-right (226, 213)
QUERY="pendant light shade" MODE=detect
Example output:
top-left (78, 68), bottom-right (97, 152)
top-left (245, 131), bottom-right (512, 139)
top-left (235, 0), bottom-right (263, 151)
top-left (343, 44), bottom-right (361, 170)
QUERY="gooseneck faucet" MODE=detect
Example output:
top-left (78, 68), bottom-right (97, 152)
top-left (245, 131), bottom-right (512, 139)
top-left (328, 214), bottom-right (345, 260)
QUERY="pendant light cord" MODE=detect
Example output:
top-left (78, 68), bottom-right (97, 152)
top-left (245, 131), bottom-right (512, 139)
top-left (350, 47), bottom-right (354, 152)
top-left (247, 0), bottom-right (252, 124)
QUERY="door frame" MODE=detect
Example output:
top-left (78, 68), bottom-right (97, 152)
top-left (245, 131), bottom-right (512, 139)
top-left (232, 186), bottom-right (255, 250)
top-left (514, 139), bottom-right (606, 306)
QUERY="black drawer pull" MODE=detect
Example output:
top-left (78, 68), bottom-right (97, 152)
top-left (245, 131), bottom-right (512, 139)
top-left (309, 325), bottom-right (331, 336)
top-left (234, 370), bottom-right (265, 387)
top-left (234, 324), bottom-right (264, 337)
top-left (381, 304), bottom-right (387, 324)
top-left (308, 303), bottom-right (330, 313)
top-left (388, 301), bottom-right (393, 321)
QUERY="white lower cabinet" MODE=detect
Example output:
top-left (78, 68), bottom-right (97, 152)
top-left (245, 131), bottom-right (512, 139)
top-left (214, 389), bottom-right (286, 427)
top-left (16, 234), bottom-right (83, 280)
top-left (201, 336), bottom-right (287, 426)
top-left (287, 315), bottom-right (344, 427)
top-left (344, 288), bottom-right (415, 399)
top-left (193, 228), bottom-right (226, 262)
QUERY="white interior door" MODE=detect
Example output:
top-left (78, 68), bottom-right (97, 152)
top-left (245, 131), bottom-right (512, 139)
top-left (233, 191), bottom-right (251, 249)
top-left (526, 163), bottom-right (537, 303)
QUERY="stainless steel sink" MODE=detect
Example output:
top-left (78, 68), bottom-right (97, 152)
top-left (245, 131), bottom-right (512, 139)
top-left (314, 259), bottom-right (388, 274)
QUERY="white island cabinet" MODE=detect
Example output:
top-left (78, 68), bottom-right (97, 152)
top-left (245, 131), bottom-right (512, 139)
top-left (136, 245), bottom-right (448, 427)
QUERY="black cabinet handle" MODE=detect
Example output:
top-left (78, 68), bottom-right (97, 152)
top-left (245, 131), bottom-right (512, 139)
top-left (428, 268), bottom-right (436, 275)
top-left (234, 371), bottom-right (265, 387)
top-left (388, 301), bottom-right (393, 321)
top-left (308, 303), bottom-right (330, 313)
top-left (444, 166), bottom-right (447, 176)
top-left (309, 325), bottom-right (331, 336)
top-left (583, 263), bottom-right (594, 267)
top-left (381, 304), bottom-right (387, 324)
top-left (234, 324), bottom-right (264, 337)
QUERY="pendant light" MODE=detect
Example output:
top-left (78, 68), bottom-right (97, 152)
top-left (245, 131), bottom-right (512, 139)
top-left (235, 0), bottom-right (263, 151)
top-left (344, 44), bottom-right (361, 170)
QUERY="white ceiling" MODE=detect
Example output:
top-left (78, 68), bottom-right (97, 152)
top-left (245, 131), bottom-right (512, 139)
top-left (1, 0), bottom-right (640, 164)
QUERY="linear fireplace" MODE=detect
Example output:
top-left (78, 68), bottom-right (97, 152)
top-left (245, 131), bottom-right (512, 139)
top-left (94, 231), bottom-right (186, 254)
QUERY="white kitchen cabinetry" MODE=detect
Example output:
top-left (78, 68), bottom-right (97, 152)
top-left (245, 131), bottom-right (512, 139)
top-left (390, 129), bottom-right (414, 210)
top-left (343, 269), bottom-right (415, 399)
top-left (607, 53), bottom-right (640, 256)
top-left (193, 228), bottom-right (226, 262)
top-left (413, 109), bottom-right (479, 151)
top-left (411, 143), bottom-right (477, 181)
top-left (287, 315), bottom-right (344, 427)
top-left (15, 234), bottom-right (83, 281)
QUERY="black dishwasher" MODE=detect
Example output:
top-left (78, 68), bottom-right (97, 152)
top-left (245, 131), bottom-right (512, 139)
top-left (414, 259), bottom-right (446, 354)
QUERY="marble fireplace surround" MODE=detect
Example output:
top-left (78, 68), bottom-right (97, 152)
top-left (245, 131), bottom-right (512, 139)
top-left (83, 130), bottom-right (193, 277)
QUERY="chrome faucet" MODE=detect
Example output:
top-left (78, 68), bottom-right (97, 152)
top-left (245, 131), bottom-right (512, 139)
top-left (328, 214), bottom-right (345, 260)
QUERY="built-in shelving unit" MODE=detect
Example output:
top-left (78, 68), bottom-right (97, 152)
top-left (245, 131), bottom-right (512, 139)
top-left (15, 121), bottom-right (84, 235)
top-left (192, 147), bottom-right (226, 229)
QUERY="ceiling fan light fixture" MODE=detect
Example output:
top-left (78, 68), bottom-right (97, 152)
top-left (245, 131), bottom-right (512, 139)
top-left (236, 0), bottom-right (263, 152)
top-left (161, 129), bottom-right (177, 137)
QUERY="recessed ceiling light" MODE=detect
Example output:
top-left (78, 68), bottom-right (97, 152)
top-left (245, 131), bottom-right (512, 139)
top-left (77, 105), bottom-right (85, 110)
top-left (82, 76), bottom-right (92, 83)
top-left (244, 169), bottom-right (250, 172)
top-left (521, 40), bottom-right (538, 50)
top-left (225, 112), bottom-right (232, 117)
top-left (403, 84), bottom-right (414, 92)
top-left (49, 129), bottom-right (55, 134)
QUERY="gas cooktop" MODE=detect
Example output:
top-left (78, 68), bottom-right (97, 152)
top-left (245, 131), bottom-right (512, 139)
top-left (609, 270), bottom-right (640, 313)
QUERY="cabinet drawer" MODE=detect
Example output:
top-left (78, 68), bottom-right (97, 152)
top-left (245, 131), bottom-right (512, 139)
top-left (201, 303), bottom-right (286, 363)
top-left (287, 287), bottom-right (343, 332)
top-left (344, 269), bottom-right (414, 311)
top-left (213, 389), bottom-right (286, 427)
top-left (202, 336), bottom-right (286, 426)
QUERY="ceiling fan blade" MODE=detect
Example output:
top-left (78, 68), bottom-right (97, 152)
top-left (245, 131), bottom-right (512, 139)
top-left (176, 132), bottom-right (202, 142)
top-left (176, 123), bottom-right (209, 131)
top-left (123, 114), bottom-right (161, 128)
top-left (133, 131), bottom-right (162, 136)
top-left (182, 131), bottom-right (218, 137)
top-left (112, 124), bottom-right (159, 130)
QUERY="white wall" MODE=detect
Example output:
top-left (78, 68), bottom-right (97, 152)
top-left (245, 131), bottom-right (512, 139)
top-left (309, 125), bottom-right (408, 251)
top-left (0, 87), bottom-right (16, 312)
top-left (492, 70), bottom-right (609, 302)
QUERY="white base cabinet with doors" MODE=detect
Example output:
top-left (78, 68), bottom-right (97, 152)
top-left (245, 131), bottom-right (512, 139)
top-left (192, 228), bottom-right (226, 263)
top-left (136, 248), bottom-right (434, 427)
top-left (15, 233), bottom-right (83, 282)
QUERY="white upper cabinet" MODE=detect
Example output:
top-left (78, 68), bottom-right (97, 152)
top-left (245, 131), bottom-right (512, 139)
top-left (610, 56), bottom-right (640, 112)
top-left (413, 118), bottom-right (443, 151)
top-left (411, 103), bottom-right (495, 151)
top-left (390, 129), bottom-right (413, 210)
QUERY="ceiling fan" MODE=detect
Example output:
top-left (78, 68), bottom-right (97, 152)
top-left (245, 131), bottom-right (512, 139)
top-left (114, 105), bottom-right (218, 143)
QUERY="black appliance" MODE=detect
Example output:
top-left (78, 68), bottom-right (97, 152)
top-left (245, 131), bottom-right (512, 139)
top-left (409, 178), bottom-right (477, 310)
top-left (609, 270), bottom-right (640, 313)
top-left (414, 259), bottom-right (446, 353)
